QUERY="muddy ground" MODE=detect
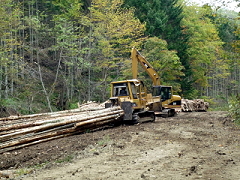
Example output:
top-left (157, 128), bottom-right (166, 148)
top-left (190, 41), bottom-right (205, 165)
top-left (0, 111), bottom-right (239, 180)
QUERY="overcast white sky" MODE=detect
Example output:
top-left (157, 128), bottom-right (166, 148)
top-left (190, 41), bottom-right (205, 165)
top-left (187, 0), bottom-right (240, 11)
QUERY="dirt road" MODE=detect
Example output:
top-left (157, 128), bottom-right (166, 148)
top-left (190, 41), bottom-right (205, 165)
top-left (1, 111), bottom-right (239, 180)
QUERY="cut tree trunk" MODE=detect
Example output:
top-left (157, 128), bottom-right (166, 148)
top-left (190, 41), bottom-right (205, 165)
top-left (0, 104), bottom-right (124, 154)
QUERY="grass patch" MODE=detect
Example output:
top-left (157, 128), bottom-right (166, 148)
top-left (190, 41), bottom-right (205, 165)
top-left (234, 119), bottom-right (240, 126)
top-left (97, 135), bottom-right (111, 146)
top-left (228, 95), bottom-right (240, 126)
top-left (26, 161), bottom-right (50, 170)
top-left (16, 168), bottom-right (33, 176)
top-left (55, 155), bottom-right (74, 163)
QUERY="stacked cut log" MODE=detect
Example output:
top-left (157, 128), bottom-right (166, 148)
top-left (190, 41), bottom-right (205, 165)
top-left (181, 99), bottom-right (209, 112)
top-left (0, 102), bottom-right (124, 154)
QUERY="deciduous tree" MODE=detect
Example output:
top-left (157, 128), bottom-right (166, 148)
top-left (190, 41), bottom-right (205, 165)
top-left (182, 5), bottom-right (228, 98)
top-left (141, 37), bottom-right (184, 92)
top-left (86, 0), bottom-right (145, 100)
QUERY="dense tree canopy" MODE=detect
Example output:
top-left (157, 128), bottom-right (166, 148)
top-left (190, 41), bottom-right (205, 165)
top-left (141, 37), bottom-right (184, 92)
top-left (123, 0), bottom-right (190, 93)
top-left (0, 0), bottom-right (239, 113)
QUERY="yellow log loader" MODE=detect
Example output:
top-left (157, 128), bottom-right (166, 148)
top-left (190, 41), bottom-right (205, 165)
top-left (105, 47), bottom-right (181, 123)
top-left (131, 47), bottom-right (181, 117)
top-left (105, 79), bottom-right (161, 123)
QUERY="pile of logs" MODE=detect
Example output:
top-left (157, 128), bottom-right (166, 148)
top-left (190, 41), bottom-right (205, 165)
top-left (0, 102), bottom-right (124, 154)
top-left (181, 99), bottom-right (209, 112)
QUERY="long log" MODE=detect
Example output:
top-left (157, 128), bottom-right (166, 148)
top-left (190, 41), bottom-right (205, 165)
top-left (0, 108), bottom-right (123, 142)
top-left (0, 133), bottom-right (74, 154)
top-left (0, 112), bottom-right (123, 151)
top-left (75, 113), bottom-right (123, 127)
top-left (75, 117), bottom-right (122, 132)
top-left (2, 123), bottom-right (75, 143)
top-left (0, 107), bottom-right (122, 132)
top-left (0, 108), bottom-right (104, 131)
top-left (0, 127), bottom-right (76, 150)
top-left (0, 102), bottom-right (105, 122)
top-left (0, 114), bottom-right (120, 154)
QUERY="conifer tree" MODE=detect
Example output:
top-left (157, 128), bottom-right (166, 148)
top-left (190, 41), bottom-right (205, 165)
top-left (123, 0), bottom-right (191, 96)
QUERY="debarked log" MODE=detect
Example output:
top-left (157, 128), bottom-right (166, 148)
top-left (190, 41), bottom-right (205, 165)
top-left (0, 102), bottom-right (105, 122)
top-left (0, 107), bottom-right (124, 152)
top-left (74, 113), bottom-right (124, 127)
top-left (0, 127), bottom-right (76, 151)
top-left (0, 106), bottom-right (111, 132)
top-left (0, 113), bottom-right (122, 154)
top-left (0, 107), bottom-right (121, 134)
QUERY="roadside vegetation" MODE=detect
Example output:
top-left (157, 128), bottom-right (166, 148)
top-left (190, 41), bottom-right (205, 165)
top-left (228, 95), bottom-right (240, 125)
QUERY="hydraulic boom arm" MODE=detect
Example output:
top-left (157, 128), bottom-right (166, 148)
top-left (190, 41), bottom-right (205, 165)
top-left (131, 47), bottom-right (182, 117)
top-left (131, 47), bottom-right (160, 86)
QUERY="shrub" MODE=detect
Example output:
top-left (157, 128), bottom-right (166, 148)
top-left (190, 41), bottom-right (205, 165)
top-left (228, 95), bottom-right (240, 125)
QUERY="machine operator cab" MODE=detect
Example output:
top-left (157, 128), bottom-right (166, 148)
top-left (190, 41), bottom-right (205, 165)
top-left (113, 83), bottom-right (129, 96)
top-left (107, 79), bottom-right (147, 108)
top-left (106, 79), bottom-right (154, 122)
top-left (111, 80), bottom-right (144, 99)
top-left (152, 86), bottom-right (172, 101)
top-left (152, 85), bottom-right (181, 108)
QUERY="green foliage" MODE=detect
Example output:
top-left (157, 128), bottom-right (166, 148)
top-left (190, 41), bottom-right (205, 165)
top-left (83, 0), bottom-right (146, 101)
top-left (124, 0), bottom-right (189, 96)
top-left (55, 155), bottom-right (74, 163)
top-left (0, 0), bottom-right (22, 35)
top-left (124, 0), bottom-right (184, 41)
top-left (0, 0), bottom-right (22, 99)
top-left (0, 0), bottom-right (239, 114)
top-left (97, 135), bottom-right (111, 146)
top-left (183, 88), bottom-right (199, 100)
top-left (69, 102), bottom-right (79, 109)
top-left (140, 37), bottom-right (184, 92)
top-left (89, 0), bottom-right (145, 58)
top-left (210, 102), bottom-right (229, 111)
top-left (232, 25), bottom-right (240, 54)
top-left (182, 5), bottom-right (227, 90)
top-left (0, 97), bottom-right (49, 115)
top-left (127, 0), bottom-right (188, 53)
top-left (16, 168), bottom-right (32, 176)
top-left (228, 95), bottom-right (240, 125)
top-left (0, 98), bottom-right (18, 107)
top-left (215, 12), bottom-right (238, 45)
top-left (52, 0), bottom-right (82, 19)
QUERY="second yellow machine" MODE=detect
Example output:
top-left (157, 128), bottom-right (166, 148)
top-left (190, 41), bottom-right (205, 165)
top-left (105, 48), bottom-right (181, 123)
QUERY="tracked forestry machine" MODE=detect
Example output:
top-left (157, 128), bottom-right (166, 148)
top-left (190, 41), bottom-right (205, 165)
top-left (131, 47), bottom-right (181, 117)
top-left (105, 79), bottom-right (161, 123)
top-left (105, 47), bottom-right (181, 123)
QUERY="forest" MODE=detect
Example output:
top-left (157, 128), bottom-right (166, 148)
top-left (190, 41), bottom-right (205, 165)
top-left (0, 0), bottom-right (239, 115)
